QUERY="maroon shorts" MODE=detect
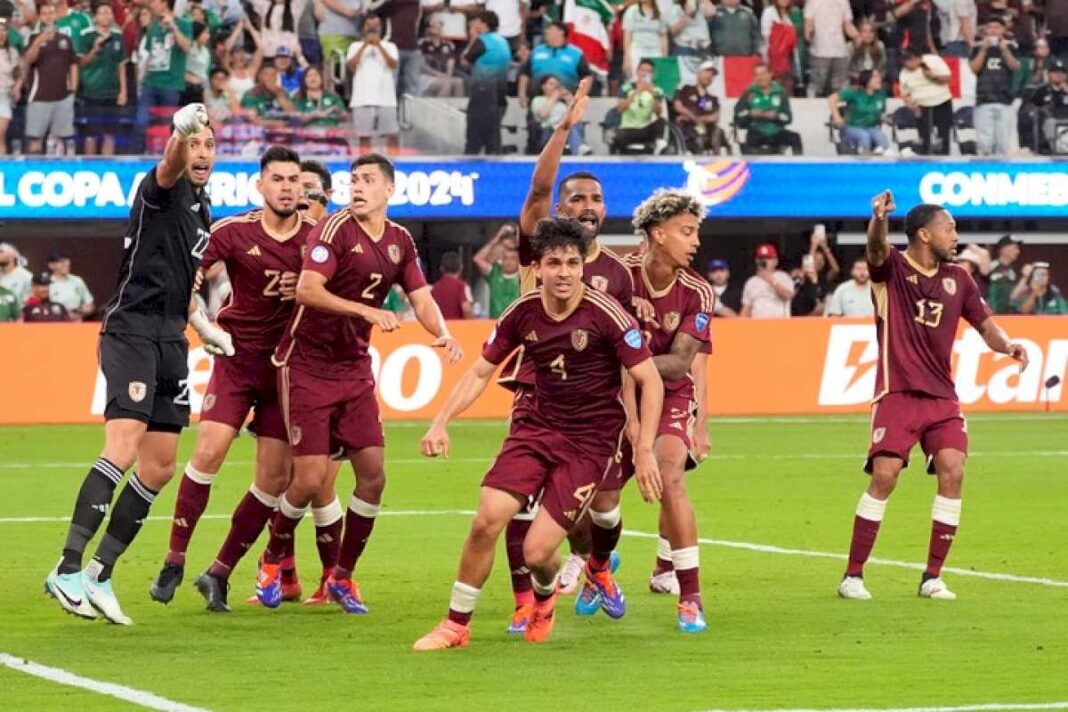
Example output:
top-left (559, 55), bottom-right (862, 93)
top-left (200, 352), bottom-right (287, 441)
top-left (865, 391), bottom-right (968, 475)
top-left (279, 365), bottom-right (384, 457)
top-left (483, 422), bottom-right (616, 531)
top-left (602, 391), bottom-right (698, 492)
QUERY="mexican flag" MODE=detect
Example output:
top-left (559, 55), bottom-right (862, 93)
top-left (563, 0), bottom-right (615, 75)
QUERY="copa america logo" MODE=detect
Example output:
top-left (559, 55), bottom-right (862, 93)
top-left (683, 160), bottom-right (751, 208)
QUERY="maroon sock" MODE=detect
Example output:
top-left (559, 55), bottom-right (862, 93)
top-left (846, 516), bottom-right (882, 577)
top-left (263, 508), bottom-right (302, 564)
top-left (654, 537), bottom-right (674, 575)
top-left (165, 471), bottom-right (213, 566)
top-left (654, 557), bottom-right (674, 574)
top-left (315, 519), bottom-right (343, 573)
top-left (447, 608), bottom-right (472, 625)
top-left (589, 521), bottom-right (622, 573)
top-left (676, 567), bottom-right (702, 608)
top-left (925, 521), bottom-right (958, 577)
top-left (208, 490), bottom-right (274, 577)
top-left (334, 504), bottom-right (377, 578)
top-left (505, 518), bottom-right (533, 600)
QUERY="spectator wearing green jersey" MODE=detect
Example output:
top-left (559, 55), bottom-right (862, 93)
top-left (136, 0), bottom-right (192, 137)
top-left (829, 70), bottom-right (890, 154)
top-left (77, 1), bottom-right (127, 155)
top-left (736, 62), bottom-right (802, 154)
top-left (296, 65), bottom-right (345, 126)
top-left (0, 284), bottom-right (19, 321)
top-left (473, 223), bottom-right (521, 318)
top-left (240, 62), bottom-right (296, 125)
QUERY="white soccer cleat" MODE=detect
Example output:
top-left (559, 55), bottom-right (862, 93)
top-left (837, 575), bottom-right (872, 600)
top-left (649, 570), bottom-right (680, 595)
top-left (919, 577), bottom-right (956, 600)
top-left (45, 562), bottom-right (97, 620)
top-left (558, 553), bottom-right (586, 595)
top-left (83, 561), bottom-right (133, 625)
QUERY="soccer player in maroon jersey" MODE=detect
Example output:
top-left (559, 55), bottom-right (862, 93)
top-left (499, 79), bottom-right (652, 632)
top-left (257, 153), bottom-right (463, 613)
top-left (580, 190), bottom-right (715, 633)
top-left (838, 191), bottom-right (1028, 602)
top-left (148, 146), bottom-right (322, 611)
top-left (412, 218), bottom-right (664, 651)
top-left (297, 160), bottom-right (334, 223)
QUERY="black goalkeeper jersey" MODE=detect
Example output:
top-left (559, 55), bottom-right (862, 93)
top-left (101, 167), bottom-right (213, 342)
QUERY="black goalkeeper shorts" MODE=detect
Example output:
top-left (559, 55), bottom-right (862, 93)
top-left (99, 333), bottom-right (190, 432)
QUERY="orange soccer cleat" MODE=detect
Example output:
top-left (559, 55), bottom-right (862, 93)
top-left (413, 619), bottom-right (471, 651)
top-left (524, 591), bottom-right (558, 644)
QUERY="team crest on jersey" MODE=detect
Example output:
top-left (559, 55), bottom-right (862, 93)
top-left (571, 329), bottom-right (589, 352)
top-left (388, 244), bottom-right (401, 264)
top-left (942, 277), bottom-right (957, 295)
top-left (872, 427), bottom-right (886, 444)
top-left (128, 382), bottom-right (147, 403)
top-left (664, 311), bottom-right (681, 331)
top-left (590, 275), bottom-right (609, 292)
top-left (290, 426), bottom-right (302, 446)
top-left (202, 394), bottom-right (216, 412)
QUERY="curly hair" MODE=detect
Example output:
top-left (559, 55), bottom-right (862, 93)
top-left (530, 218), bottom-right (589, 261)
top-left (631, 189), bottom-right (707, 236)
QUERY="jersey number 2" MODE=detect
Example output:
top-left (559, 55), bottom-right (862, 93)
top-left (362, 273), bottom-right (383, 300)
top-left (914, 299), bottom-right (944, 328)
top-left (262, 270), bottom-right (282, 297)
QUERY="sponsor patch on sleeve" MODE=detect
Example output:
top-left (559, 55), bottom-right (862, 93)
top-left (695, 312), bottom-right (710, 332)
top-left (624, 328), bottom-right (643, 349)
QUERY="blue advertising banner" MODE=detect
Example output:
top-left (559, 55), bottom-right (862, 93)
top-left (0, 158), bottom-right (1066, 221)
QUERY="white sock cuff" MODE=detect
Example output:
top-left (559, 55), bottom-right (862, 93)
top-left (312, 497), bottom-right (344, 527)
top-left (589, 505), bottom-right (621, 529)
top-left (128, 473), bottom-right (157, 503)
top-left (279, 495), bottom-right (309, 521)
top-left (531, 573), bottom-right (558, 596)
top-left (249, 484), bottom-right (279, 509)
top-left (672, 545), bottom-right (700, 571)
top-left (348, 494), bottom-right (380, 518)
top-left (449, 581), bottom-right (481, 613)
top-left (856, 492), bottom-right (887, 522)
top-left (657, 536), bottom-right (672, 560)
top-left (511, 503), bottom-right (539, 522)
top-left (185, 463), bottom-right (216, 486)
top-left (932, 495), bottom-right (962, 526)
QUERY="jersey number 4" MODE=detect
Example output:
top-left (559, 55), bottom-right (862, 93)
top-left (550, 354), bottom-right (567, 380)
top-left (914, 299), bottom-right (944, 328)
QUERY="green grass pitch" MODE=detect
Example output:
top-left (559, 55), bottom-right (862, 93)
top-left (1, 415), bottom-right (1066, 711)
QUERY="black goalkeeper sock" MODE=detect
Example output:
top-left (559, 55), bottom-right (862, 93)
top-left (92, 473), bottom-right (158, 582)
top-left (59, 458), bottom-right (125, 574)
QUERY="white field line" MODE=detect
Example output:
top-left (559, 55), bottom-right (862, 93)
top-left (0, 653), bottom-right (209, 712)
top-left (694, 703), bottom-right (1068, 712)
top-left (1, 508), bottom-right (1064, 589)
top-left (3, 450), bottom-right (1067, 471)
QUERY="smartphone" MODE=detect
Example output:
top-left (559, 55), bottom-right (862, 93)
top-left (802, 254), bottom-right (815, 270)
top-left (813, 223), bottom-right (826, 240)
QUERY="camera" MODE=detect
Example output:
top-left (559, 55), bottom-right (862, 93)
top-left (756, 258), bottom-right (768, 270)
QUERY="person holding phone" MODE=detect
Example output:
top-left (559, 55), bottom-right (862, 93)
top-left (970, 16), bottom-right (1020, 155)
top-left (741, 243), bottom-right (794, 318)
top-left (898, 47), bottom-right (953, 155)
top-left (1012, 262), bottom-right (1068, 314)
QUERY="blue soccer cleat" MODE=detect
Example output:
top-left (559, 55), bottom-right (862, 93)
top-left (45, 562), bottom-right (97, 620)
top-left (326, 574), bottom-right (369, 614)
top-left (574, 581), bottom-right (602, 616)
top-left (256, 561), bottom-right (283, 609)
top-left (609, 550), bottom-right (621, 574)
top-left (677, 601), bottom-right (707, 633)
top-left (587, 566), bottom-right (626, 619)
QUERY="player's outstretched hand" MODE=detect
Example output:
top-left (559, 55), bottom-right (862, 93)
top-left (173, 102), bottom-right (210, 137)
top-left (432, 335), bottom-right (464, 364)
top-left (871, 190), bottom-right (895, 220)
top-left (632, 297), bottom-right (659, 329)
top-left (365, 307), bottom-right (401, 332)
top-left (559, 76), bottom-right (592, 131)
top-left (1007, 342), bottom-right (1029, 372)
top-left (278, 271), bottom-right (298, 301)
top-left (634, 448), bottom-right (662, 503)
top-left (421, 423), bottom-right (450, 458)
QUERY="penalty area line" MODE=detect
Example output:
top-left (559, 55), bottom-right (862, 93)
top-left (693, 703), bottom-right (1068, 712)
top-left (0, 653), bottom-right (210, 712)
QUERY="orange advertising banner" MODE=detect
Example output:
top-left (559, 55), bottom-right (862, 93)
top-left (0, 317), bottom-right (1064, 425)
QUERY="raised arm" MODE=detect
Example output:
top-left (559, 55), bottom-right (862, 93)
top-left (866, 189), bottom-right (895, 268)
top-left (518, 76), bottom-right (592, 237)
top-left (420, 357), bottom-right (498, 458)
top-left (158, 103), bottom-right (209, 188)
top-left (407, 285), bottom-right (464, 362)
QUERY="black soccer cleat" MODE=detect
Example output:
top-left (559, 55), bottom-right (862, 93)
top-left (149, 563), bottom-right (185, 604)
top-left (194, 572), bottom-right (231, 613)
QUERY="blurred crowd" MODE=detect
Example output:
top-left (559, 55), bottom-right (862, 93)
top-left (2, 0), bottom-right (1067, 156)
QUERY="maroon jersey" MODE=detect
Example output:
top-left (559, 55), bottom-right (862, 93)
top-left (504, 238), bottom-right (634, 388)
top-left (869, 248), bottom-right (992, 402)
top-left (431, 274), bottom-right (472, 320)
top-left (483, 286), bottom-right (651, 445)
top-left (22, 299), bottom-right (70, 322)
top-left (274, 210), bottom-right (427, 379)
top-left (626, 256), bottom-right (715, 399)
top-left (201, 210), bottom-right (315, 358)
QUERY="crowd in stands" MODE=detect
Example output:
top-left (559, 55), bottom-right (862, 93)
top-left (2, 0), bottom-right (1068, 155)
top-left (2, 226), bottom-right (1065, 322)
